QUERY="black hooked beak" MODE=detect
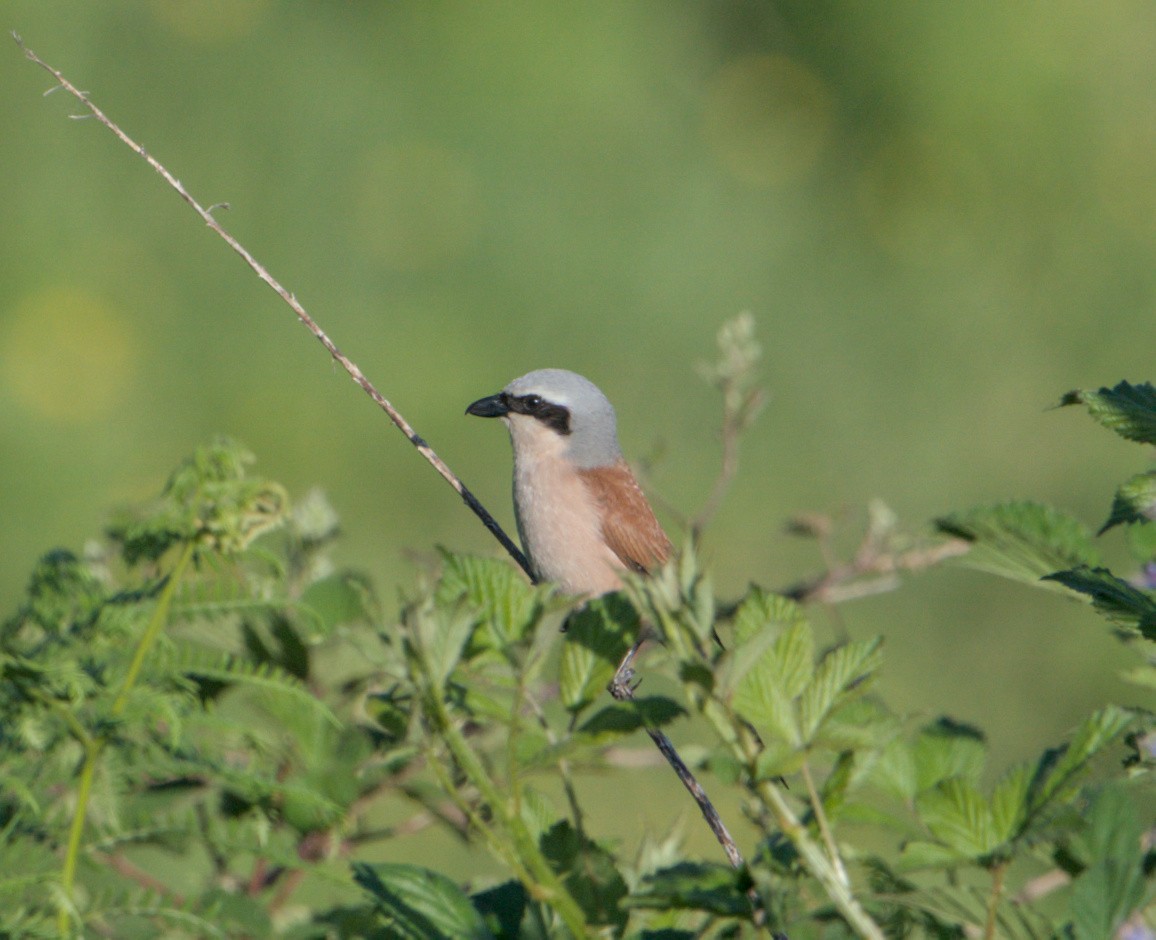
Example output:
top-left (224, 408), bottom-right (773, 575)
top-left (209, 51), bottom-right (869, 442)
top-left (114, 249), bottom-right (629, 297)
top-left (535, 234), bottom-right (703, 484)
top-left (465, 392), bottom-right (509, 418)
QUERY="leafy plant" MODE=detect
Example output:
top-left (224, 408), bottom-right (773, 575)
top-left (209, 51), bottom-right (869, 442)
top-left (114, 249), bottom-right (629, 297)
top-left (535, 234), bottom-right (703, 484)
top-left (4, 377), bottom-right (1156, 937)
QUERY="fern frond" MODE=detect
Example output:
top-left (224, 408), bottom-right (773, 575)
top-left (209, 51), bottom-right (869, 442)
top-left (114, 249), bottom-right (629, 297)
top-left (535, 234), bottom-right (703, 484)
top-left (157, 644), bottom-right (338, 727)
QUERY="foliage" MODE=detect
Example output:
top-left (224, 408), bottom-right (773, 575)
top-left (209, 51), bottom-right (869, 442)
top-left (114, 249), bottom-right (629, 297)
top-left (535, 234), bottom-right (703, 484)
top-left (4, 373), bottom-right (1156, 938)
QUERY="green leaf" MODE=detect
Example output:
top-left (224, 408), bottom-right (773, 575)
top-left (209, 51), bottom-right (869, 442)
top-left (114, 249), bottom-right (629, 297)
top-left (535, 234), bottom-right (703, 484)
top-left (729, 619), bottom-right (814, 748)
top-left (916, 776), bottom-right (997, 859)
top-left (470, 881), bottom-right (529, 940)
top-left (436, 552), bottom-right (550, 653)
top-left (1100, 470), bottom-right (1156, 533)
top-left (888, 884), bottom-right (1056, 938)
top-left (989, 764), bottom-right (1030, 843)
top-left (1059, 380), bottom-right (1156, 446)
top-left (875, 718), bottom-right (986, 803)
top-left (162, 645), bottom-right (339, 727)
top-left (627, 862), bottom-right (754, 918)
top-left (871, 738), bottom-right (919, 803)
top-left (935, 501), bottom-right (1100, 587)
top-left (895, 839), bottom-right (968, 871)
top-left (730, 587), bottom-right (808, 645)
top-left (559, 595), bottom-right (637, 713)
top-left (1043, 566), bottom-right (1156, 638)
top-left (1028, 706), bottom-right (1132, 814)
top-left (539, 820), bottom-right (628, 930)
top-left (577, 697), bottom-right (685, 738)
top-left (298, 571), bottom-right (378, 638)
top-left (354, 862), bottom-right (495, 940)
top-left (813, 696), bottom-right (901, 756)
top-left (1126, 520), bottom-right (1156, 566)
top-left (797, 637), bottom-right (882, 743)
top-left (366, 685), bottom-right (412, 744)
top-left (408, 596), bottom-right (476, 688)
top-left (110, 437), bottom-right (288, 561)
top-left (716, 588), bottom-right (809, 700)
top-left (1069, 785), bottom-right (1147, 940)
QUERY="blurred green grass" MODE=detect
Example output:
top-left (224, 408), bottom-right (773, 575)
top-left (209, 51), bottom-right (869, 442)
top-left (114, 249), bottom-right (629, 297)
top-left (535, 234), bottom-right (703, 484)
top-left (3, 0), bottom-right (1155, 829)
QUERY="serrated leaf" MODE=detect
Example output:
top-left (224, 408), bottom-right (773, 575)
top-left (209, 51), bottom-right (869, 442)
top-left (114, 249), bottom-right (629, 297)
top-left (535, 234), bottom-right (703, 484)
top-left (539, 820), bottom-right (628, 930)
top-left (910, 716), bottom-right (984, 790)
top-left (871, 737), bottom-right (919, 803)
top-left (935, 501), bottom-right (1100, 587)
top-left (730, 588), bottom-right (808, 645)
top-left (813, 696), bottom-right (900, 756)
top-left (162, 645), bottom-right (339, 727)
top-left (1100, 470), bottom-right (1156, 533)
top-left (891, 884), bottom-right (1056, 939)
top-left (717, 589), bottom-right (809, 699)
top-left (411, 598), bottom-right (476, 688)
top-left (559, 595), bottom-right (636, 713)
top-left (627, 862), bottom-right (754, 918)
top-left (989, 764), bottom-right (1030, 843)
top-left (798, 637), bottom-right (882, 743)
top-left (1042, 567), bottom-right (1156, 638)
top-left (729, 620), bottom-right (815, 747)
top-left (437, 552), bottom-right (549, 653)
top-left (753, 739), bottom-right (804, 780)
top-left (354, 862), bottom-right (494, 940)
top-left (916, 777), bottom-right (995, 859)
top-left (1060, 381), bottom-right (1156, 446)
top-left (1028, 706), bottom-right (1132, 813)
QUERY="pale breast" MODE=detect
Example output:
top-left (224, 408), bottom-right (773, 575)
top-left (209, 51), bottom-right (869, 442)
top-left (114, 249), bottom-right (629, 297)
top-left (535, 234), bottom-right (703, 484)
top-left (512, 451), bottom-right (624, 595)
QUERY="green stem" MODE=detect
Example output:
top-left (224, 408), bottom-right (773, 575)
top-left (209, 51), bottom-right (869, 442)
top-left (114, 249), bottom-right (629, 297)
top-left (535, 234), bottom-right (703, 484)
top-left (425, 746), bottom-right (532, 882)
top-left (112, 541), bottom-right (196, 716)
top-left (801, 758), bottom-right (850, 890)
top-left (752, 769), bottom-right (884, 940)
top-left (696, 702), bottom-right (885, 939)
top-left (57, 541), bottom-right (195, 938)
top-left (984, 861), bottom-right (1006, 940)
top-left (413, 651), bottom-right (589, 937)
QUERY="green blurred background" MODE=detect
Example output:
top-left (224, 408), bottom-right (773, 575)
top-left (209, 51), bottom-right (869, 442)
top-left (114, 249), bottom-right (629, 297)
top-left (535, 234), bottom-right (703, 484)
top-left (4, 2), bottom-right (1156, 860)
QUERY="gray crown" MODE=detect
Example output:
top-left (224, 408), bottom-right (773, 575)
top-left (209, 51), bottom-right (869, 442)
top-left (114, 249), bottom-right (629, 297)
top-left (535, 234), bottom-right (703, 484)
top-left (506, 369), bottom-right (622, 468)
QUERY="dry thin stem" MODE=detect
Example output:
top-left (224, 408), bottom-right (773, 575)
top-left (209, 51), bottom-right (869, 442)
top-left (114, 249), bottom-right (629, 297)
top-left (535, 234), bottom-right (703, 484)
top-left (781, 533), bottom-right (971, 604)
top-left (609, 634), bottom-right (747, 872)
top-left (13, 32), bottom-right (531, 581)
top-left (691, 386), bottom-right (765, 538)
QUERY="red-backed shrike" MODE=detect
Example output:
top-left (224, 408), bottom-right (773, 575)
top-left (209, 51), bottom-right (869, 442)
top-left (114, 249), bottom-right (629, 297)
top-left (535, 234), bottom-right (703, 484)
top-left (467, 369), bottom-right (671, 596)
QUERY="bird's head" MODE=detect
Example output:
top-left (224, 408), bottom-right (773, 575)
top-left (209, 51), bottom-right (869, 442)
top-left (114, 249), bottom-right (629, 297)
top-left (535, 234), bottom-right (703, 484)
top-left (466, 368), bottom-right (623, 469)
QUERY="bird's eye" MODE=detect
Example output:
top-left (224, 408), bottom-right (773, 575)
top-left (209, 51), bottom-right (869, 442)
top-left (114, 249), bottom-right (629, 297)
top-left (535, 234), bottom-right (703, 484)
top-left (520, 394), bottom-right (543, 410)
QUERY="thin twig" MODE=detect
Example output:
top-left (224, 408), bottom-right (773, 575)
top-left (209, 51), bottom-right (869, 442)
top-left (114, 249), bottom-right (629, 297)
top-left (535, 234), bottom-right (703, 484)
top-left (12, 32), bottom-right (532, 581)
top-left (609, 634), bottom-right (746, 870)
top-left (800, 759), bottom-right (849, 890)
top-left (780, 537), bottom-right (971, 604)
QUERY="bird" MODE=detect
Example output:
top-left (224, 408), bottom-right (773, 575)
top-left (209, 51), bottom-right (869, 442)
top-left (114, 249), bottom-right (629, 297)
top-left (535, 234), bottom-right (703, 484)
top-left (466, 368), bottom-right (671, 596)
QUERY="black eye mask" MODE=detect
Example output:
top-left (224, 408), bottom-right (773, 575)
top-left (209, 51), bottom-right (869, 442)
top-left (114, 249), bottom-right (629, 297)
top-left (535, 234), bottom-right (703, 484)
top-left (504, 392), bottom-right (572, 435)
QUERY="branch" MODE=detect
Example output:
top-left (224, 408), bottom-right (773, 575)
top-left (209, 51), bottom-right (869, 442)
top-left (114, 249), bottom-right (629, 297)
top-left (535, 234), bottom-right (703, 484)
top-left (12, 32), bottom-right (532, 581)
top-left (608, 637), bottom-right (744, 865)
top-left (779, 506), bottom-right (971, 605)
